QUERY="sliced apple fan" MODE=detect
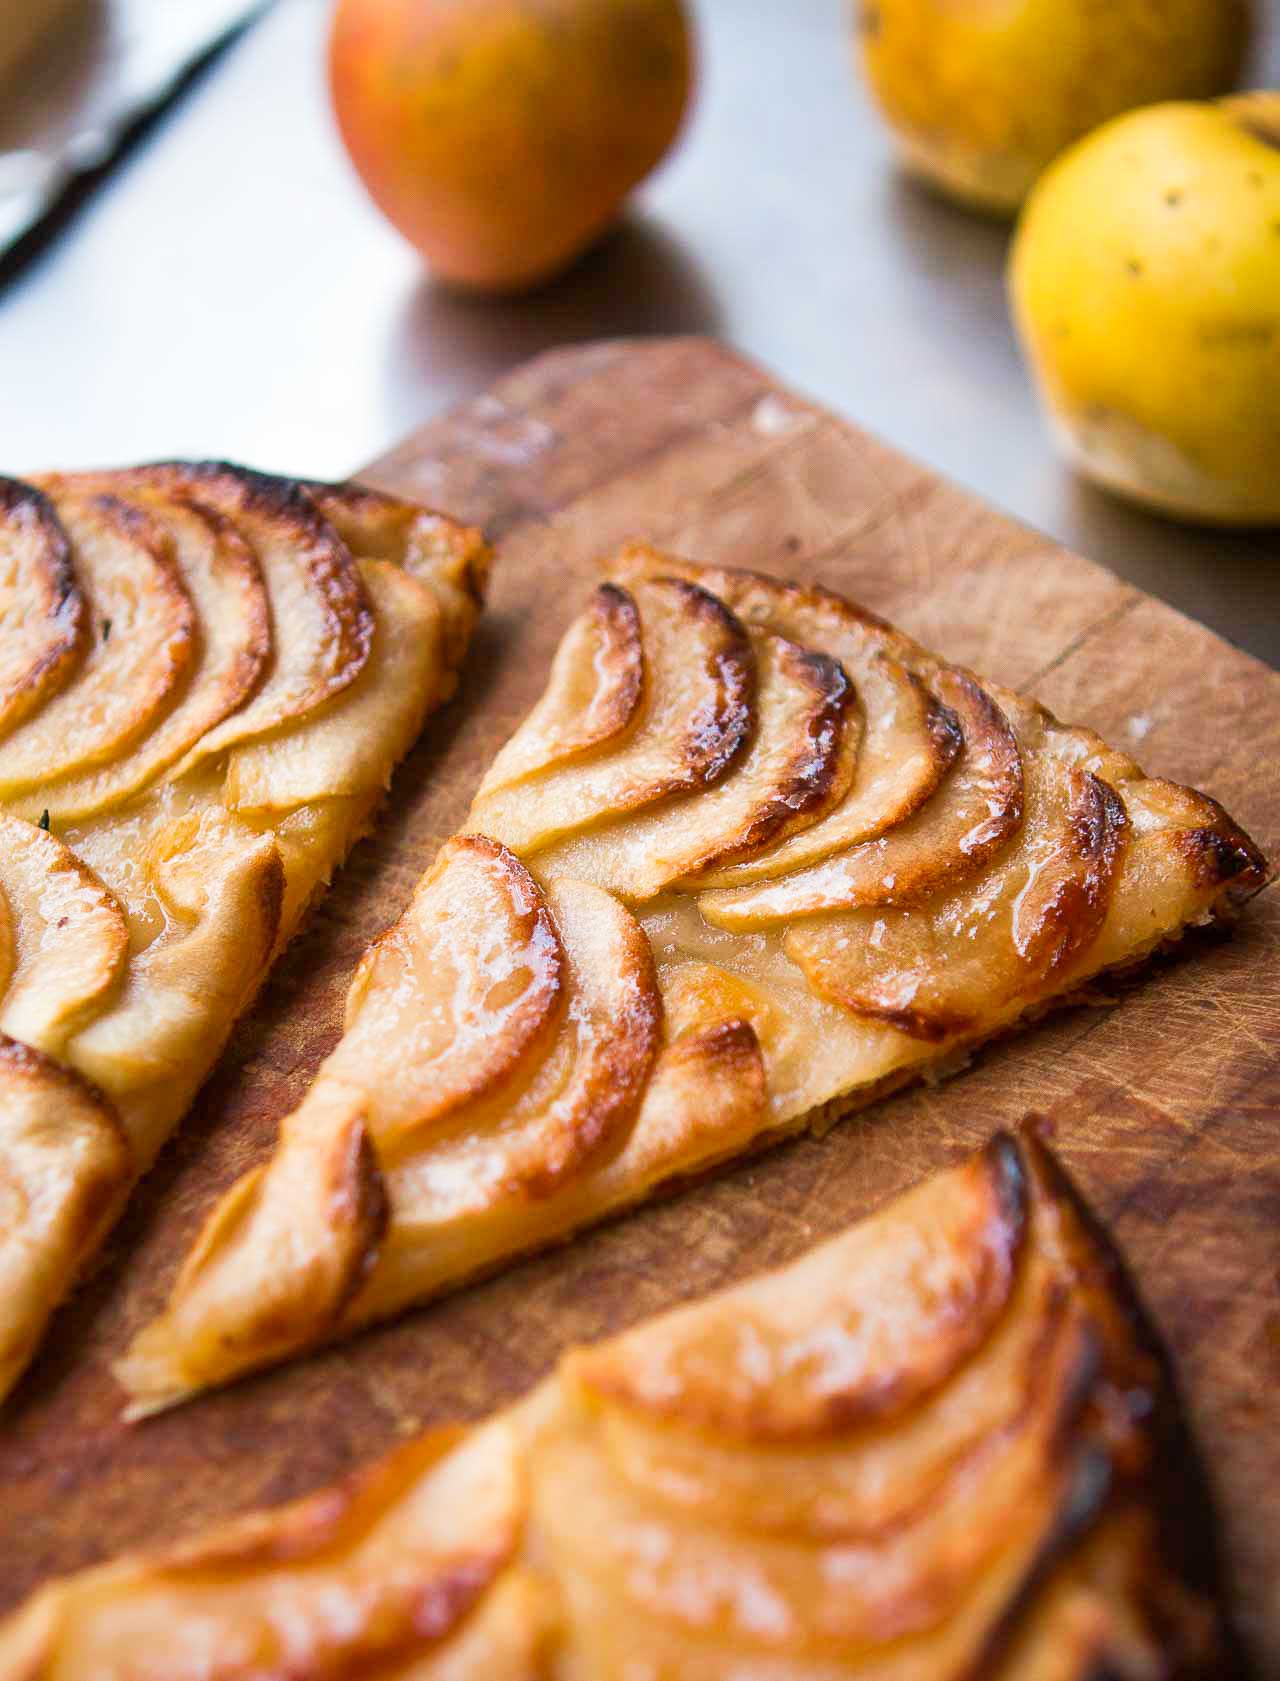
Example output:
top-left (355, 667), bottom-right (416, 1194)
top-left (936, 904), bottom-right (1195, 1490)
top-left (0, 1131), bottom-right (1232, 1680)
top-left (0, 465), bottom-right (490, 1401)
top-left (123, 545), bottom-right (1266, 1412)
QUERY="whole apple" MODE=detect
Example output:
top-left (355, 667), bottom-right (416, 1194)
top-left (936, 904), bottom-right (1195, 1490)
top-left (1009, 93), bottom-right (1280, 525)
top-left (328, 0), bottom-right (694, 293)
top-left (857, 0), bottom-right (1252, 214)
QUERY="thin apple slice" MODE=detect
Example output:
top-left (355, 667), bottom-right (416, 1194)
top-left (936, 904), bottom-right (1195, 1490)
top-left (1062, 776), bottom-right (1266, 981)
top-left (535, 1307), bottom-right (1095, 1666)
top-left (70, 463), bottom-right (374, 766)
top-left (592, 1260), bottom-right (1068, 1545)
top-left (0, 491), bottom-right (195, 796)
top-left (475, 583), bottom-right (644, 799)
top-left (787, 702), bottom-right (1129, 1041)
top-left (701, 668), bottom-right (1023, 929)
top-left (0, 1414), bottom-right (526, 1672)
top-left (530, 632), bottom-right (859, 901)
top-left (117, 1084), bottom-right (386, 1412)
top-left (574, 1133), bottom-right (1027, 1441)
top-left (0, 813), bottom-right (129, 1053)
top-left (613, 548), bottom-right (964, 885)
top-left (12, 494), bottom-right (270, 822)
top-left (69, 809), bottom-right (285, 1168)
top-left (223, 559), bottom-right (443, 812)
top-left (468, 577), bottom-right (754, 854)
top-left (379, 878), bottom-right (660, 1198)
top-left (0, 477), bottom-right (83, 738)
top-left (0, 1036), bottom-right (130, 1402)
top-left (304, 479), bottom-right (491, 666)
top-left (326, 835), bottom-right (565, 1134)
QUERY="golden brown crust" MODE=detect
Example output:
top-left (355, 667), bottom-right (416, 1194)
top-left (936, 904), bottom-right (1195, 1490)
top-left (1, 1132), bottom-right (1230, 1680)
top-left (0, 478), bottom-right (83, 739)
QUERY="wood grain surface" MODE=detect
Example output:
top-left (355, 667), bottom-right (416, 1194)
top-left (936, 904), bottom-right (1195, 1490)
top-left (1, 339), bottom-right (1276, 1668)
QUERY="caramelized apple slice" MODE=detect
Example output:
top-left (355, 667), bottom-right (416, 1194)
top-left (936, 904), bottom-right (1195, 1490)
top-left (477, 584), bottom-right (644, 799)
top-left (531, 632), bottom-right (859, 901)
top-left (72, 463), bottom-right (374, 765)
top-left (0, 1416), bottom-right (527, 1676)
top-left (117, 1085), bottom-right (386, 1411)
top-left (13, 495), bottom-right (270, 822)
top-left (536, 1309), bottom-right (1095, 1666)
top-left (0, 477), bottom-right (83, 738)
top-left (0, 1036), bottom-right (130, 1401)
top-left (469, 578), bottom-right (753, 853)
top-left (575, 1135), bottom-right (1026, 1440)
top-left (353, 879), bottom-right (662, 1324)
top-left (787, 706), bottom-right (1129, 1040)
top-left (327, 835), bottom-right (564, 1134)
top-left (0, 813), bottom-right (129, 1053)
top-left (593, 1261), bottom-right (1069, 1544)
top-left (379, 877), bottom-right (660, 1195)
top-left (701, 668), bottom-right (1023, 928)
top-left (0, 492), bottom-right (195, 795)
top-left (614, 549), bottom-right (963, 883)
top-left (223, 559), bottom-right (444, 812)
top-left (304, 478), bottom-right (491, 667)
top-left (70, 811), bottom-right (285, 1167)
top-left (1066, 777), bottom-right (1266, 980)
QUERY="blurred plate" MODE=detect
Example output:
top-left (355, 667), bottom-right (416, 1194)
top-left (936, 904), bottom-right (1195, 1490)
top-left (0, 0), bottom-right (272, 258)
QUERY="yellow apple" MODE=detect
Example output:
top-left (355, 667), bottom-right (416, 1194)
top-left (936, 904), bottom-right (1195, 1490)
top-left (856, 0), bottom-right (1252, 214)
top-left (1009, 93), bottom-right (1280, 525)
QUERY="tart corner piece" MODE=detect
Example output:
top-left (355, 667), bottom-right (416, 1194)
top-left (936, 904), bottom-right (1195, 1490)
top-left (0, 469), bottom-right (491, 1403)
top-left (118, 549), bottom-right (1266, 1412)
top-left (0, 1128), bottom-right (1236, 1679)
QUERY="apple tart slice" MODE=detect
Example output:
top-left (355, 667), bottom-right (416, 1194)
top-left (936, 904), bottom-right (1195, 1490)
top-left (1, 1131), bottom-right (1233, 1679)
top-left (0, 466), bottom-right (490, 1401)
top-left (120, 550), bottom-right (1265, 1411)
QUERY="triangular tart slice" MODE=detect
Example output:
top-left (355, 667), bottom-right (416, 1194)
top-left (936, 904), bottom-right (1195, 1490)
top-left (0, 468), bottom-right (490, 1403)
top-left (5, 1131), bottom-right (1234, 1680)
top-left (121, 549), bottom-right (1265, 1412)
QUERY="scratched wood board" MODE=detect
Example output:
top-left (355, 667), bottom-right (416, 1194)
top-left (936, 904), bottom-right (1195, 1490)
top-left (0, 338), bottom-right (1276, 1668)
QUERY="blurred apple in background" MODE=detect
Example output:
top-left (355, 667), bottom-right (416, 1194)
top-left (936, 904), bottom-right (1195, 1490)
top-left (328, 0), bottom-right (694, 293)
top-left (856, 0), bottom-right (1252, 214)
top-left (1009, 93), bottom-right (1280, 526)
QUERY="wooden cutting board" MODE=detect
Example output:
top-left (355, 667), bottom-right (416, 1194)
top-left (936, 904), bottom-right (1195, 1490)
top-left (2, 338), bottom-right (1276, 1666)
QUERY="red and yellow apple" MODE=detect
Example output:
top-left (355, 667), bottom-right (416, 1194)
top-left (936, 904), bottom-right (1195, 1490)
top-left (328, 0), bottom-right (695, 292)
